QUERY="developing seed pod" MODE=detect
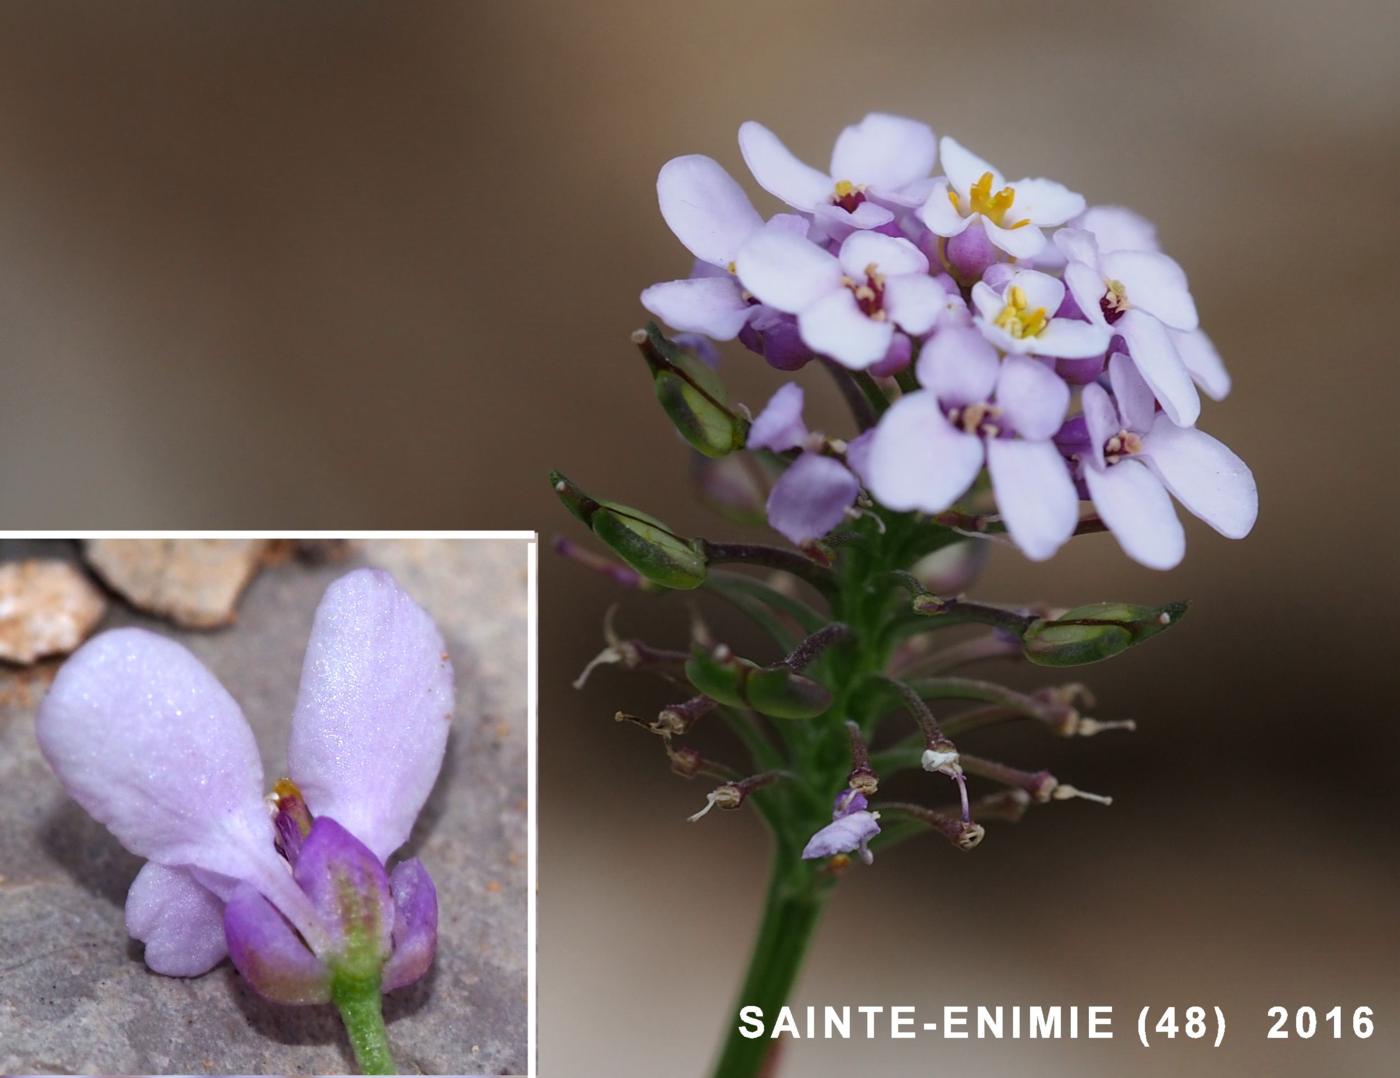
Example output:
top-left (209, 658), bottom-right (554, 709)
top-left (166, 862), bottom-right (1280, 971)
top-left (1022, 600), bottom-right (1188, 667)
top-left (684, 646), bottom-right (831, 719)
top-left (637, 323), bottom-right (748, 458)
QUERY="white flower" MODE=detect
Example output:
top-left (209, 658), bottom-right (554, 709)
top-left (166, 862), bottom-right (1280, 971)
top-left (971, 269), bottom-right (1110, 358)
top-left (919, 136), bottom-right (1084, 260)
top-left (734, 229), bottom-right (950, 370)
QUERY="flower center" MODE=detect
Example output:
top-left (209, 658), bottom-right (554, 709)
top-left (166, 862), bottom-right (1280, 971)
top-left (842, 262), bottom-right (887, 319)
top-left (1099, 278), bottom-right (1130, 324)
top-left (832, 178), bottom-right (868, 213)
top-left (1104, 429), bottom-right (1143, 465)
top-left (994, 284), bottom-right (1049, 339)
top-left (949, 171), bottom-right (1030, 229)
top-left (947, 400), bottom-right (1003, 438)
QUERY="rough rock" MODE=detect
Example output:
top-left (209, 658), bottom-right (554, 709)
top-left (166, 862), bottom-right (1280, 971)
top-left (0, 559), bottom-right (108, 665)
top-left (84, 538), bottom-right (271, 628)
top-left (0, 537), bottom-right (529, 1075)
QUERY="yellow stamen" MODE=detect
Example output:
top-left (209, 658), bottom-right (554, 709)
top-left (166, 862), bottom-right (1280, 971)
top-left (965, 170), bottom-right (1022, 227)
top-left (834, 179), bottom-right (857, 199)
top-left (993, 282), bottom-right (1049, 339)
top-left (1103, 278), bottom-right (1130, 314)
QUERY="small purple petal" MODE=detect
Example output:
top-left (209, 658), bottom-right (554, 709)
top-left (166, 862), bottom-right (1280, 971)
top-left (766, 453), bottom-right (860, 545)
top-left (747, 382), bottom-right (808, 451)
top-left (294, 816), bottom-right (394, 962)
top-left (225, 883), bottom-right (331, 1005)
top-left (381, 859), bottom-right (439, 993)
top-left (125, 861), bottom-right (228, 977)
top-left (832, 789), bottom-right (868, 817)
top-left (802, 811), bottom-right (881, 861)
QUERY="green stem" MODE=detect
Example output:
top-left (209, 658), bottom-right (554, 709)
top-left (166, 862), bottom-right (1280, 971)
top-left (710, 853), bottom-right (828, 1078)
top-left (333, 972), bottom-right (395, 1075)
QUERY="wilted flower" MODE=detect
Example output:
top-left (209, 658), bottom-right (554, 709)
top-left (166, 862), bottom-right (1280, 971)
top-left (802, 789), bottom-right (881, 865)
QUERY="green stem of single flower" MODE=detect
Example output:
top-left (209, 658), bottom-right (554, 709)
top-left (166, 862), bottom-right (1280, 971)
top-left (710, 851), bottom-right (829, 1078)
top-left (332, 969), bottom-right (395, 1075)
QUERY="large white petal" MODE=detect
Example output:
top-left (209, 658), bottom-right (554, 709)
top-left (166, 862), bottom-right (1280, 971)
top-left (1008, 269), bottom-right (1064, 314)
top-left (738, 120), bottom-right (832, 211)
top-left (1010, 177), bottom-right (1085, 226)
top-left (640, 277), bottom-right (751, 339)
top-left (1079, 382), bottom-right (1120, 471)
top-left (1107, 351), bottom-right (1157, 433)
top-left (1084, 459), bottom-right (1185, 570)
top-left (917, 179), bottom-right (973, 237)
top-left (1052, 226), bottom-right (1101, 269)
top-left (838, 231), bottom-right (928, 277)
top-left (656, 154), bottom-right (763, 267)
top-left (288, 568), bottom-right (455, 863)
top-left (830, 113), bottom-right (938, 192)
top-left (995, 355), bottom-right (1069, 440)
top-left (1102, 250), bottom-right (1198, 331)
top-left (915, 324), bottom-right (1000, 404)
top-left (982, 219), bottom-right (1046, 260)
top-left (883, 273), bottom-right (947, 336)
top-left (797, 289), bottom-right (893, 370)
top-left (1172, 327), bottom-right (1231, 400)
top-left (986, 439), bottom-right (1079, 561)
top-left (126, 861), bottom-right (229, 977)
top-left (939, 136), bottom-right (1000, 196)
top-left (1118, 309), bottom-right (1200, 426)
top-left (1063, 260), bottom-right (1110, 330)
top-left (1141, 415), bottom-right (1258, 539)
top-left (1079, 205), bottom-right (1159, 253)
top-left (1032, 318), bottom-right (1111, 359)
top-left (734, 228), bottom-right (843, 313)
top-left (867, 390), bottom-right (985, 512)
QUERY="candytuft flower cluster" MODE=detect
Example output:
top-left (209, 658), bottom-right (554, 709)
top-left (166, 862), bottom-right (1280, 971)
top-left (554, 111), bottom-right (1260, 1078)
top-left (642, 114), bottom-right (1256, 567)
top-left (36, 568), bottom-right (452, 1075)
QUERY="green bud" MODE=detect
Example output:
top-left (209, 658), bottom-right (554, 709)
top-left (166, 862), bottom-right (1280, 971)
top-left (684, 646), bottom-right (831, 719)
top-left (549, 471), bottom-right (707, 590)
top-left (635, 324), bottom-right (747, 458)
top-left (1023, 600), bottom-right (1188, 667)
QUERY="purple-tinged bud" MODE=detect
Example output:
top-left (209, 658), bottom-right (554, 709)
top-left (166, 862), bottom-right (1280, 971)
top-left (740, 307), bottom-right (814, 371)
top-left (1055, 353), bottom-right (1107, 385)
top-left (691, 452), bottom-right (771, 525)
top-left (867, 331), bottom-right (913, 378)
top-left (666, 743), bottom-right (705, 779)
top-left (945, 219), bottom-right (998, 280)
top-left (911, 540), bottom-right (989, 595)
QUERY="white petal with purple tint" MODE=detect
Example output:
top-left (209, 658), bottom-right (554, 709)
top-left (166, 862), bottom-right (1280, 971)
top-left (1118, 309), bottom-right (1200, 427)
top-left (641, 277), bottom-right (751, 339)
top-left (1101, 250), bottom-right (1198, 331)
top-left (838, 231), bottom-right (928, 277)
top-left (766, 452), bottom-right (860, 545)
top-left (830, 113), bottom-right (937, 192)
top-left (798, 288), bottom-right (893, 370)
top-left (1141, 415), bottom-right (1258, 539)
top-left (125, 861), bottom-right (228, 977)
top-left (734, 228), bottom-right (843, 314)
top-left (917, 324), bottom-right (1000, 404)
top-left (883, 273), bottom-right (947, 336)
top-left (1172, 327), bottom-right (1231, 400)
top-left (1084, 459), bottom-right (1185, 570)
top-left (738, 120), bottom-right (832, 211)
top-left (867, 390), bottom-right (985, 512)
top-left (986, 438), bottom-right (1079, 561)
top-left (656, 154), bottom-right (763, 267)
top-left (747, 382), bottom-right (808, 452)
top-left (996, 355), bottom-right (1070, 440)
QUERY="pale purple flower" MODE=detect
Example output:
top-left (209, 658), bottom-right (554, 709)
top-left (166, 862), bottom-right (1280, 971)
top-left (971, 268), bottom-right (1111, 359)
top-left (748, 383), bottom-right (860, 545)
top-left (802, 789), bottom-right (881, 865)
top-left (738, 113), bottom-right (938, 233)
top-left (640, 154), bottom-right (809, 339)
top-left (1076, 355), bottom-right (1257, 569)
top-left (735, 229), bottom-right (949, 370)
top-left (1056, 225), bottom-right (1202, 426)
top-left (919, 136), bottom-right (1085, 260)
top-left (36, 568), bottom-right (451, 1000)
top-left (867, 325), bottom-right (1080, 561)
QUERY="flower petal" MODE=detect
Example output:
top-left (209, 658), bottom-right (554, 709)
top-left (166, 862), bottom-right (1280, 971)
top-left (883, 273), bottom-right (947, 336)
top-left (738, 120), bottom-right (832, 211)
top-left (1010, 177), bottom-right (1085, 226)
top-left (939, 136), bottom-right (1000, 196)
top-left (917, 179), bottom-right (974, 237)
top-left (734, 228), bottom-right (842, 314)
top-left (747, 382), bottom-right (808, 452)
top-left (867, 390), bottom-right (985, 512)
top-left (1107, 351), bottom-right (1157, 433)
top-left (640, 277), bottom-right (751, 340)
top-left (1084, 459), bottom-right (1185, 570)
top-left (797, 288), bottom-right (893, 370)
top-left (916, 324), bottom-right (1000, 404)
top-left (830, 113), bottom-right (937, 191)
top-left (224, 883), bottom-right (331, 1005)
top-left (381, 858), bottom-right (439, 992)
top-left (986, 438), bottom-right (1078, 561)
top-left (288, 568), bottom-right (455, 864)
top-left (1171, 327), bottom-right (1231, 400)
top-left (1101, 250), bottom-right (1198, 331)
top-left (802, 810), bottom-right (881, 860)
top-left (1032, 318), bottom-right (1110, 359)
top-left (1063, 260), bottom-right (1110, 330)
top-left (812, 199), bottom-right (895, 234)
top-left (1141, 415), bottom-right (1258, 539)
top-left (837, 231), bottom-right (928, 278)
top-left (1009, 269), bottom-right (1065, 314)
top-left (982, 219), bottom-right (1047, 260)
top-left (293, 816), bottom-right (394, 961)
top-left (1080, 382), bottom-right (1119, 471)
top-left (995, 355), bottom-right (1069, 440)
top-left (36, 628), bottom-right (276, 882)
top-left (1118, 309), bottom-right (1200, 427)
top-left (1052, 226), bottom-right (1100, 269)
top-left (1079, 205), bottom-right (1159, 253)
top-left (656, 154), bottom-right (763, 267)
top-left (125, 861), bottom-right (228, 977)
top-left (765, 452), bottom-right (859, 545)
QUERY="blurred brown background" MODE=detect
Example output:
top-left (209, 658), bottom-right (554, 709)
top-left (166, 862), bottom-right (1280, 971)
top-left (0, 2), bottom-right (1396, 1075)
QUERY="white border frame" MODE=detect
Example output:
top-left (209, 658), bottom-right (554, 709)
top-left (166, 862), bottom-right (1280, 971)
top-left (0, 530), bottom-right (540, 1077)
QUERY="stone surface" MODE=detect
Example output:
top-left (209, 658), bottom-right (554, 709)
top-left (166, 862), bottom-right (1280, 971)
top-left (0, 537), bottom-right (530, 1075)
top-left (83, 538), bottom-right (272, 628)
top-left (0, 559), bottom-right (107, 665)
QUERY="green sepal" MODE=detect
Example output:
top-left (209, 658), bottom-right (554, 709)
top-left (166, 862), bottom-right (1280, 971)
top-left (639, 323), bottom-right (748, 458)
top-left (685, 647), bottom-right (831, 719)
top-left (1023, 600), bottom-right (1189, 667)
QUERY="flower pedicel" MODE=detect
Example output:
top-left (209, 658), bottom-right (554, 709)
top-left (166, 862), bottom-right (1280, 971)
top-left (36, 568), bottom-right (452, 1074)
top-left (556, 111), bottom-right (1258, 1078)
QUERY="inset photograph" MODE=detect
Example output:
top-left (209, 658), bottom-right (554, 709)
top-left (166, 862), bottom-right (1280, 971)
top-left (0, 534), bottom-right (532, 1075)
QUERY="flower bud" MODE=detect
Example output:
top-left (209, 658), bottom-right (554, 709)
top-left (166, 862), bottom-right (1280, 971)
top-left (635, 324), bottom-right (747, 458)
top-left (684, 645), bottom-right (831, 720)
top-left (1022, 600), bottom-right (1187, 667)
top-left (549, 471), bottom-right (707, 590)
